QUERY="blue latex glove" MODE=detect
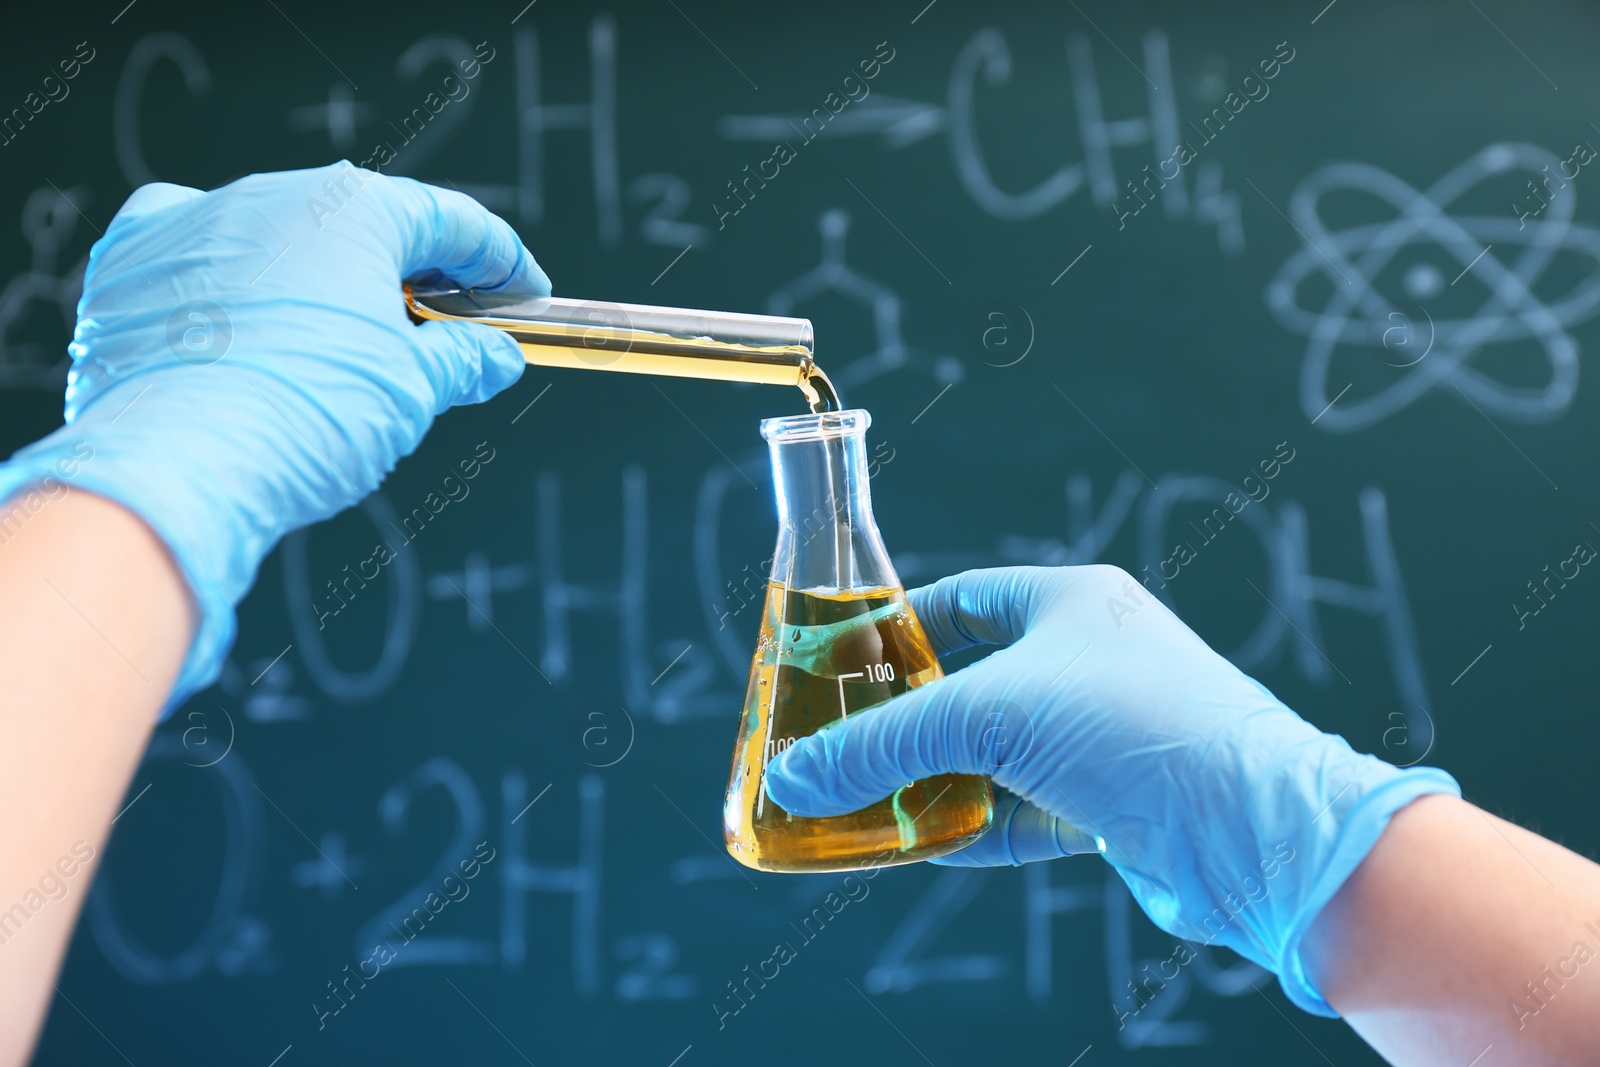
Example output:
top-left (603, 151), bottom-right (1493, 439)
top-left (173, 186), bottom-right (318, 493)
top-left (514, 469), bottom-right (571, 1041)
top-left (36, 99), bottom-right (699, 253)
top-left (764, 565), bottom-right (1459, 1017)
top-left (0, 162), bottom-right (548, 710)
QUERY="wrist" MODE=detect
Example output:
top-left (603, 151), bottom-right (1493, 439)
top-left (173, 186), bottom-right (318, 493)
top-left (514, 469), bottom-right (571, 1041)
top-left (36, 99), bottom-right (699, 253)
top-left (1101, 717), bottom-right (1459, 1017)
top-left (1272, 760), bottom-right (1461, 1015)
top-left (0, 414), bottom-right (264, 712)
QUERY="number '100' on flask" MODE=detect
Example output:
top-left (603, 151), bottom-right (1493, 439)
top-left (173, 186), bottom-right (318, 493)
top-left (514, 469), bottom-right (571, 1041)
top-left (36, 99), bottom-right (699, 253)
top-left (723, 409), bottom-right (994, 873)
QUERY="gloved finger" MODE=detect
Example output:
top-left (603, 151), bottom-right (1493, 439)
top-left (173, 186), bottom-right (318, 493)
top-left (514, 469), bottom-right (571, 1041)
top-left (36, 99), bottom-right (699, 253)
top-left (407, 319), bottom-right (526, 412)
top-left (907, 567), bottom-right (1059, 656)
top-left (929, 789), bottom-right (1098, 867)
top-left (766, 676), bottom-right (989, 817)
top-left (375, 172), bottom-right (551, 295)
top-left (108, 182), bottom-right (205, 229)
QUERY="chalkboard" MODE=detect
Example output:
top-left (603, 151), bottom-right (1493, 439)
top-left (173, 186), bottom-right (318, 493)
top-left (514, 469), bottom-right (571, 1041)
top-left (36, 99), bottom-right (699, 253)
top-left (5, 1), bottom-right (1600, 1064)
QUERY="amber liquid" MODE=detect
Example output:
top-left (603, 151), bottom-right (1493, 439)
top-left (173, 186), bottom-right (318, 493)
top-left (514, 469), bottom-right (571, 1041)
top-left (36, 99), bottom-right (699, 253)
top-left (403, 286), bottom-right (841, 413)
top-left (723, 583), bottom-right (993, 872)
top-left (503, 339), bottom-right (840, 412)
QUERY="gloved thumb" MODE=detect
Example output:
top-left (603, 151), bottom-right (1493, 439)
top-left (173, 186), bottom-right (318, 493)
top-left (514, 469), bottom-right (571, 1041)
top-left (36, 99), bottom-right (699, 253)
top-left (765, 674), bottom-right (996, 817)
top-left (408, 319), bottom-right (526, 412)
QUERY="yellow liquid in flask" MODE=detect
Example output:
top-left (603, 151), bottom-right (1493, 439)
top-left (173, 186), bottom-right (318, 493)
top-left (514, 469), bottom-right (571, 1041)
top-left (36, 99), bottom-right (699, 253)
top-left (723, 583), bottom-right (993, 873)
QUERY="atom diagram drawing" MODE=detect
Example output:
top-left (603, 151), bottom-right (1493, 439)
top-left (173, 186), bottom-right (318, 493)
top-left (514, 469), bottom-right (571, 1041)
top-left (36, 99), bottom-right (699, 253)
top-left (1265, 143), bottom-right (1600, 433)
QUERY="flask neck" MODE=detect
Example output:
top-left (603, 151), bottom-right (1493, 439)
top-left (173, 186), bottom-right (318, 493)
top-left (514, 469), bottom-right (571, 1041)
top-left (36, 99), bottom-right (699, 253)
top-left (765, 423), bottom-right (897, 593)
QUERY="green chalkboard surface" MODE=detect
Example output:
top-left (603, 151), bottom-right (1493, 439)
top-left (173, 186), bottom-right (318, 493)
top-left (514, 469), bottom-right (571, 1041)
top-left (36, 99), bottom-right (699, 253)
top-left (4, 1), bottom-right (1599, 1063)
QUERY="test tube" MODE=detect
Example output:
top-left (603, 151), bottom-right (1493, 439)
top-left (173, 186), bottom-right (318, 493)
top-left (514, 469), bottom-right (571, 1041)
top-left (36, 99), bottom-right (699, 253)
top-left (404, 286), bottom-right (840, 413)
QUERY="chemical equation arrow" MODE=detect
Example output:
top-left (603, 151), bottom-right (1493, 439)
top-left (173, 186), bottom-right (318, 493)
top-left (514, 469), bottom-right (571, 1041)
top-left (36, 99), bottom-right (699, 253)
top-left (718, 95), bottom-right (945, 150)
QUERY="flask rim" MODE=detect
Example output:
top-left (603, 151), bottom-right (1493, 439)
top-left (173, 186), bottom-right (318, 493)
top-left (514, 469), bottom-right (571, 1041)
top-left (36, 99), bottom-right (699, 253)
top-left (760, 408), bottom-right (871, 443)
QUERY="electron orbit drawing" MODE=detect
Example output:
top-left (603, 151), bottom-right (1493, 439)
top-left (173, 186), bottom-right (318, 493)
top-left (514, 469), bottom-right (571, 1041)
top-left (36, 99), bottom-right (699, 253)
top-left (1265, 143), bottom-right (1600, 433)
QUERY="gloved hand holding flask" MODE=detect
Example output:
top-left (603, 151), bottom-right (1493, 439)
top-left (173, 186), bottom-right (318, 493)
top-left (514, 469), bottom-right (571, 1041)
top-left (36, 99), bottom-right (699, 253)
top-left (764, 565), bottom-right (1459, 1016)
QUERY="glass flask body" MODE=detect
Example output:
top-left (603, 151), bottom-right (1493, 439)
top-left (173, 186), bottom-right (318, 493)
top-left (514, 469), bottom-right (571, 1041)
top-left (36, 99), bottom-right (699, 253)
top-left (723, 409), bottom-right (993, 873)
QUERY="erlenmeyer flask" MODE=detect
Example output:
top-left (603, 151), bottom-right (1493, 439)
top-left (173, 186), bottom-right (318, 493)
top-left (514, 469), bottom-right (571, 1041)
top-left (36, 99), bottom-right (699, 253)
top-left (723, 409), bottom-right (994, 873)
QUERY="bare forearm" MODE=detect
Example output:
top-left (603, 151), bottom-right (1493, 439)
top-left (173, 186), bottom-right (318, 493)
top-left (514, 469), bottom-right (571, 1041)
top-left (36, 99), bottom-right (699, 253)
top-left (1303, 794), bottom-right (1600, 1065)
top-left (0, 490), bottom-right (193, 1067)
